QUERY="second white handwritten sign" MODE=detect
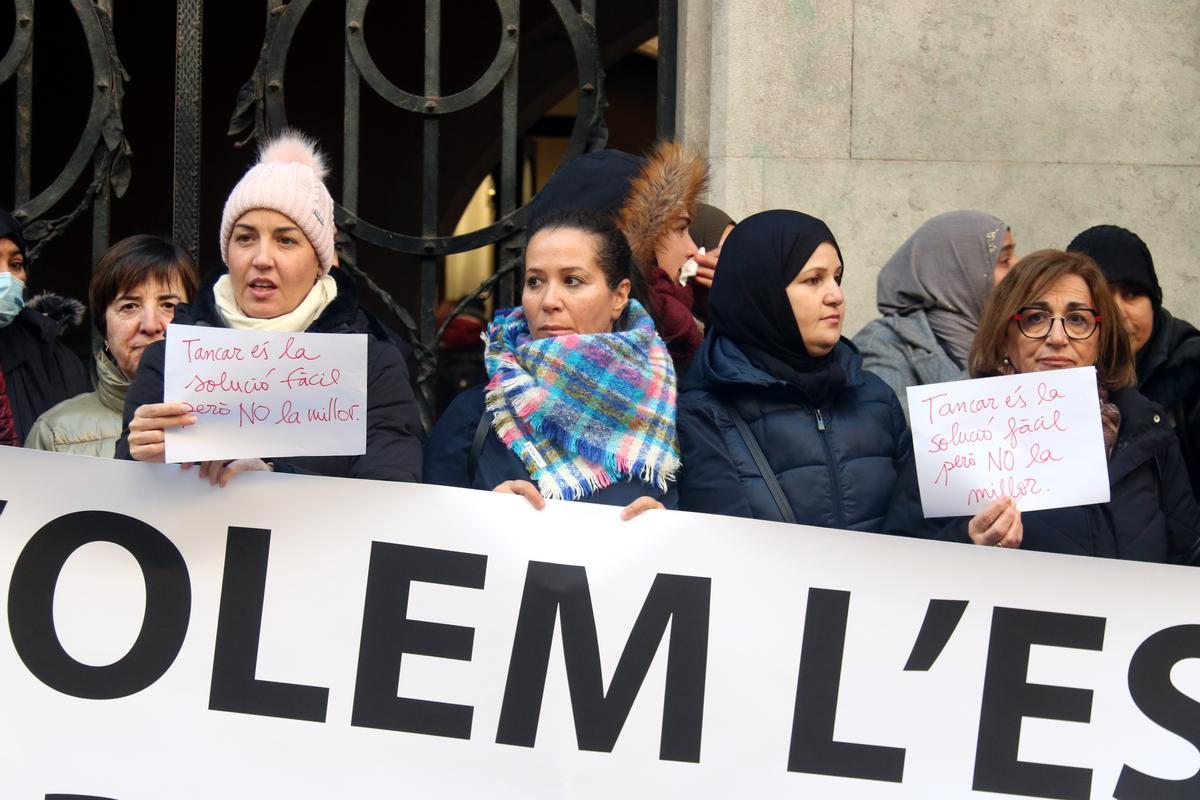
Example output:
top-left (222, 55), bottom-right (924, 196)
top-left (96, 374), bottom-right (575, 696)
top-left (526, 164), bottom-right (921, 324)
top-left (906, 367), bottom-right (1111, 517)
top-left (163, 324), bottom-right (368, 463)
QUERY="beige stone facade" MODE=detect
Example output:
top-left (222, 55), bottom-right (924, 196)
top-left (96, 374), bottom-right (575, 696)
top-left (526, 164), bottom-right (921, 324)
top-left (679, 0), bottom-right (1200, 335)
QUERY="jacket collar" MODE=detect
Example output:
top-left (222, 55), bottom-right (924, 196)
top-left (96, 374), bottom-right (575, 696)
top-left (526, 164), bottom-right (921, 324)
top-left (683, 333), bottom-right (864, 396)
top-left (1137, 308), bottom-right (1200, 384)
top-left (94, 349), bottom-right (130, 413)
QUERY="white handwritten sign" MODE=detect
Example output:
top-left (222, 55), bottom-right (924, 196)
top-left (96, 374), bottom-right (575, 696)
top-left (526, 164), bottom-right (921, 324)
top-left (163, 324), bottom-right (367, 463)
top-left (906, 367), bottom-right (1110, 517)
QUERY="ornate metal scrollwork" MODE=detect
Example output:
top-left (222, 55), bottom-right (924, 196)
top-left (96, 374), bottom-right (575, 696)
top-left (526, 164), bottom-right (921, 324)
top-left (5, 0), bottom-right (131, 262)
top-left (228, 0), bottom-right (609, 405)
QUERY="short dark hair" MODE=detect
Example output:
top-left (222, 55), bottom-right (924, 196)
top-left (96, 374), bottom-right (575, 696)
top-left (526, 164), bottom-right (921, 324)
top-left (969, 248), bottom-right (1135, 391)
top-left (523, 208), bottom-right (653, 325)
top-left (90, 235), bottom-right (199, 338)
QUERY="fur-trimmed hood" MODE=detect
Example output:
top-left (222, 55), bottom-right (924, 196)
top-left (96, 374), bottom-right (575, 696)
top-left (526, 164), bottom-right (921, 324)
top-left (28, 292), bottom-right (86, 329)
top-left (618, 141), bottom-right (708, 268)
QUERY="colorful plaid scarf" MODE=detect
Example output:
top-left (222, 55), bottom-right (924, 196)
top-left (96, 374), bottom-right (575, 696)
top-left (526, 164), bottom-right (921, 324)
top-left (484, 300), bottom-right (680, 500)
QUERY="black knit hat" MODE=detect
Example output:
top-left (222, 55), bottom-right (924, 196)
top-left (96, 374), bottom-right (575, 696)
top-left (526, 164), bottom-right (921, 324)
top-left (527, 150), bottom-right (642, 226)
top-left (1067, 225), bottom-right (1161, 310)
top-left (0, 207), bottom-right (28, 262)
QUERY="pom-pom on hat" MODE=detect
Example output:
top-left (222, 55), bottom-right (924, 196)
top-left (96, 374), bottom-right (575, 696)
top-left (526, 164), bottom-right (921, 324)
top-left (219, 131), bottom-right (337, 274)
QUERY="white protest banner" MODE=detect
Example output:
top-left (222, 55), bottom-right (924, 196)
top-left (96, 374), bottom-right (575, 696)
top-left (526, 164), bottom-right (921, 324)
top-left (1, 446), bottom-right (1198, 799)
top-left (906, 367), bottom-right (1111, 518)
top-left (163, 324), bottom-right (367, 462)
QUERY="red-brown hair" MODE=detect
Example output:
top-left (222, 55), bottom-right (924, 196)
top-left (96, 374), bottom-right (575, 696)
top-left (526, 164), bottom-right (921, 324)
top-left (968, 248), bottom-right (1135, 391)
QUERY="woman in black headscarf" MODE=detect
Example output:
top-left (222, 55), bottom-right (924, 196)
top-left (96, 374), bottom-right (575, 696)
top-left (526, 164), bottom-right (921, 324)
top-left (1068, 225), bottom-right (1200, 499)
top-left (675, 210), bottom-right (912, 529)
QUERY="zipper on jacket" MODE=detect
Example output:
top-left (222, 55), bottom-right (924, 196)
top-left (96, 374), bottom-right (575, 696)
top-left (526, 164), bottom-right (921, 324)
top-left (813, 407), bottom-right (845, 528)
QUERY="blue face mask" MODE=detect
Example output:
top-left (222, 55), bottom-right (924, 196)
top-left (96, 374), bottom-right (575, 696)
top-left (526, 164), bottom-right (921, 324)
top-left (0, 272), bottom-right (26, 328)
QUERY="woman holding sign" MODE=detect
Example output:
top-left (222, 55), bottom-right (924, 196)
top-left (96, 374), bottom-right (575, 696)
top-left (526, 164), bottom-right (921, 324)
top-left (117, 133), bottom-right (422, 484)
top-left (674, 210), bottom-right (912, 530)
top-left (893, 250), bottom-right (1200, 562)
top-left (424, 208), bottom-right (678, 518)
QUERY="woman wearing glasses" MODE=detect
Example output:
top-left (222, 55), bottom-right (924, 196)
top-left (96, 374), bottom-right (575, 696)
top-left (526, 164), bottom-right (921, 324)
top-left (889, 249), bottom-right (1200, 563)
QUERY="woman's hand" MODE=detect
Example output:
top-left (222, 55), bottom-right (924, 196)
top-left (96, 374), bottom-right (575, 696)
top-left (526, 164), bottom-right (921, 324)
top-left (621, 496), bottom-right (665, 520)
top-left (185, 459), bottom-right (273, 488)
top-left (967, 496), bottom-right (1023, 547)
top-left (493, 479), bottom-right (546, 510)
top-left (127, 402), bottom-right (195, 462)
top-left (692, 248), bottom-right (720, 289)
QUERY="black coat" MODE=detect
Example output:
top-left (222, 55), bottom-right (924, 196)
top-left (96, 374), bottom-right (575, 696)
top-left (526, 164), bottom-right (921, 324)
top-left (424, 383), bottom-right (678, 508)
top-left (1137, 308), bottom-right (1200, 499)
top-left (116, 268), bottom-right (423, 482)
top-left (0, 296), bottom-right (90, 445)
top-left (676, 334), bottom-right (912, 530)
top-left (888, 388), bottom-right (1200, 564)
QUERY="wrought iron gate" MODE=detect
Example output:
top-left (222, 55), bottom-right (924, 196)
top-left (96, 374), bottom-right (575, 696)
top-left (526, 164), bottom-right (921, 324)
top-left (1, 0), bottom-right (677, 420)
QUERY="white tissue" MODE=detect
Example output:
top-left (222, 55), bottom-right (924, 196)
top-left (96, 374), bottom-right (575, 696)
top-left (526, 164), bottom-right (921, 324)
top-left (679, 246), bottom-right (705, 286)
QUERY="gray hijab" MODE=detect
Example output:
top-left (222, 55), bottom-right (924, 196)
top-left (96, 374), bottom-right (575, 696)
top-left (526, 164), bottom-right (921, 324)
top-left (876, 210), bottom-right (1009, 368)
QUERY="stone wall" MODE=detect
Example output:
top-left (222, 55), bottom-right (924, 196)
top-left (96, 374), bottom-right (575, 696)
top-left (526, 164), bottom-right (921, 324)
top-left (678, 0), bottom-right (1200, 335)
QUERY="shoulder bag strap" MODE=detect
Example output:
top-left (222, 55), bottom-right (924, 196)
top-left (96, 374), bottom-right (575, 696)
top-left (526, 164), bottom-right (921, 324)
top-left (723, 400), bottom-right (797, 524)
top-left (467, 410), bottom-right (492, 486)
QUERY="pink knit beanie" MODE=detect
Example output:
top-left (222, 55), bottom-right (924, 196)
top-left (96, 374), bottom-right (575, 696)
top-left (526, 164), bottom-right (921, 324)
top-left (219, 132), bottom-right (337, 274)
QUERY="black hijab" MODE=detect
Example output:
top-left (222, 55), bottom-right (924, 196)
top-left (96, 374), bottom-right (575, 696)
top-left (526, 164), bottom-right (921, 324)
top-left (708, 210), bottom-right (846, 404)
top-left (0, 208), bottom-right (28, 260)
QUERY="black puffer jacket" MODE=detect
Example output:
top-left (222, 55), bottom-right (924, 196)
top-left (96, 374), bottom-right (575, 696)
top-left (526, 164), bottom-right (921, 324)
top-left (677, 334), bottom-right (912, 530)
top-left (0, 294), bottom-right (90, 445)
top-left (116, 268), bottom-right (422, 482)
top-left (1136, 309), bottom-right (1200, 499)
top-left (889, 388), bottom-right (1200, 564)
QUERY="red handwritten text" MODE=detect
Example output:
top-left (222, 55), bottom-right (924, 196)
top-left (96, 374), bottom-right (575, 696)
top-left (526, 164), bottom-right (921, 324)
top-left (182, 339), bottom-right (244, 363)
top-left (1024, 442), bottom-right (1064, 468)
top-left (935, 452), bottom-right (977, 486)
top-left (929, 420), bottom-right (994, 453)
top-left (280, 337), bottom-right (319, 361)
top-left (307, 397), bottom-right (361, 422)
top-left (1004, 386), bottom-right (1027, 409)
top-left (181, 401), bottom-right (231, 416)
top-left (185, 370), bottom-right (276, 394)
top-left (921, 392), bottom-right (999, 425)
top-left (280, 366), bottom-right (341, 390)
top-left (1002, 410), bottom-right (1067, 448)
top-left (966, 476), bottom-right (1042, 506)
top-left (1037, 382), bottom-right (1066, 405)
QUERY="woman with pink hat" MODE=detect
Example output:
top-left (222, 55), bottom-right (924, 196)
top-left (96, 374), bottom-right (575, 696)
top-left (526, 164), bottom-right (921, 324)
top-left (116, 132), bottom-right (422, 485)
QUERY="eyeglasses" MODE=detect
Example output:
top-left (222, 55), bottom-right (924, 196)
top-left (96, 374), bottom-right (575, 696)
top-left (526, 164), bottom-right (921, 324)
top-left (1011, 307), bottom-right (1100, 340)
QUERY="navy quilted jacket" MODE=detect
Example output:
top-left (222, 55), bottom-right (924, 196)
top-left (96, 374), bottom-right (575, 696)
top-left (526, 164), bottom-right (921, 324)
top-left (676, 334), bottom-right (912, 530)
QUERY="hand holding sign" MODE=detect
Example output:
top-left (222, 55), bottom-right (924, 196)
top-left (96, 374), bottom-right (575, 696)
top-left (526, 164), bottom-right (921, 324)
top-left (127, 401), bottom-right (196, 462)
top-left (906, 367), bottom-right (1110, 518)
top-left (162, 325), bottom-right (368, 463)
top-left (966, 495), bottom-right (1024, 547)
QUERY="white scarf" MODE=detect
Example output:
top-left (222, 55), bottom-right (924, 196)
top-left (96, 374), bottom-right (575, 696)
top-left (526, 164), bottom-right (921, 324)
top-left (213, 273), bottom-right (338, 332)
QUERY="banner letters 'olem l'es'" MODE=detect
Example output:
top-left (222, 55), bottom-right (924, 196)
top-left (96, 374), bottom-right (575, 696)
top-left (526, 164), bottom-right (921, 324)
top-left (2, 464), bottom-right (1199, 797)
